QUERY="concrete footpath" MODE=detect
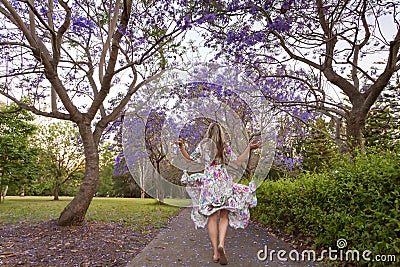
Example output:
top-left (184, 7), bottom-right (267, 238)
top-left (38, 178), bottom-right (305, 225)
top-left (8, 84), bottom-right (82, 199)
top-left (127, 208), bottom-right (318, 267)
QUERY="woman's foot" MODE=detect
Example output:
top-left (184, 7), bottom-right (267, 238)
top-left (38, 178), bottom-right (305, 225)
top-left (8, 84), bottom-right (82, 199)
top-left (217, 246), bottom-right (228, 265)
top-left (212, 251), bottom-right (220, 263)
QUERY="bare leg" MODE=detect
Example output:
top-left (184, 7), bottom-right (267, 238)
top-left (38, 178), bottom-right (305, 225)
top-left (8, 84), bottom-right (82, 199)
top-left (207, 211), bottom-right (219, 260)
top-left (218, 209), bottom-right (229, 265)
top-left (218, 209), bottom-right (229, 248)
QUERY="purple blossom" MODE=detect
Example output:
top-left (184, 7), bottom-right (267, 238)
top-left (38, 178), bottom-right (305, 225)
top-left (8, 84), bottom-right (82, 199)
top-left (71, 16), bottom-right (96, 34)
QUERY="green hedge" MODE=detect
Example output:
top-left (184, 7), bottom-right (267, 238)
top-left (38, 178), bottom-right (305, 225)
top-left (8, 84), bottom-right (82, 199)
top-left (252, 148), bottom-right (400, 266)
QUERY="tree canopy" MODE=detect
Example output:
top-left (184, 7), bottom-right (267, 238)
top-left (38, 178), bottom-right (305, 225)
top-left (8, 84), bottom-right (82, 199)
top-left (0, 102), bottom-right (39, 202)
top-left (181, 0), bottom-right (400, 150)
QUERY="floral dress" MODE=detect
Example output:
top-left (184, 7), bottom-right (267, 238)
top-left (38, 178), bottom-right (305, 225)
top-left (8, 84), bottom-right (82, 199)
top-left (181, 142), bottom-right (257, 229)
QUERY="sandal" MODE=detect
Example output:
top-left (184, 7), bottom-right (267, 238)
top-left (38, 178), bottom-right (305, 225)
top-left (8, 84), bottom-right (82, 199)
top-left (217, 246), bottom-right (228, 265)
top-left (212, 257), bottom-right (219, 263)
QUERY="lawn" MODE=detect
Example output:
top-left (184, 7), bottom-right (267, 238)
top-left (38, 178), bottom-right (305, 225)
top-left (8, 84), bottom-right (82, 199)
top-left (0, 196), bottom-right (183, 266)
top-left (0, 196), bottom-right (182, 230)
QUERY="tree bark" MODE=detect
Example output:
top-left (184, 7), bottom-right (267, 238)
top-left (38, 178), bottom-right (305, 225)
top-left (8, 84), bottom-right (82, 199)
top-left (155, 160), bottom-right (164, 203)
top-left (346, 110), bottom-right (366, 149)
top-left (53, 182), bottom-right (60, 201)
top-left (57, 123), bottom-right (99, 226)
top-left (0, 171), bottom-right (2, 204)
top-left (333, 117), bottom-right (347, 154)
top-left (20, 185), bottom-right (24, 197)
top-left (141, 189), bottom-right (145, 199)
top-left (2, 185), bottom-right (8, 203)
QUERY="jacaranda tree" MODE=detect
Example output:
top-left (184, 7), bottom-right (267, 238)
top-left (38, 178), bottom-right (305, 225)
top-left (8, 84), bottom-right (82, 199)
top-left (0, 0), bottom-right (186, 225)
top-left (182, 0), bottom-right (400, 151)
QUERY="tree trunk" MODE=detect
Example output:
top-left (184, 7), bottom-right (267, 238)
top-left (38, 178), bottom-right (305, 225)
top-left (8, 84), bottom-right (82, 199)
top-left (57, 124), bottom-right (100, 226)
top-left (20, 185), bottom-right (25, 197)
top-left (0, 174), bottom-right (2, 204)
top-left (141, 189), bottom-right (145, 199)
top-left (333, 117), bottom-right (348, 155)
top-left (2, 185), bottom-right (8, 203)
top-left (155, 160), bottom-right (164, 203)
top-left (53, 182), bottom-right (60, 201)
top-left (346, 109), bottom-right (366, 150)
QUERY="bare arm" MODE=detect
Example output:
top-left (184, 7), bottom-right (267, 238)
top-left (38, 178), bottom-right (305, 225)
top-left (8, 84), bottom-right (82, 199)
top-left (178, 139), bottom-right (193, 161)
top-left (231, 140), bottom-right (261, 166)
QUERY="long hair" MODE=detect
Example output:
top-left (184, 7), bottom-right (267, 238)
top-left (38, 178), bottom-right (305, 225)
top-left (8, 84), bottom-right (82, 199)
top-left (205, 122), bottom-right (226, 164)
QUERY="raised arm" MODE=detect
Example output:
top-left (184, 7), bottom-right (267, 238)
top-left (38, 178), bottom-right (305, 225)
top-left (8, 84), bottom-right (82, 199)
top-left (231, 140), bottom-right (261, 166)
top-left (177, 138), bottom-right (193, 161)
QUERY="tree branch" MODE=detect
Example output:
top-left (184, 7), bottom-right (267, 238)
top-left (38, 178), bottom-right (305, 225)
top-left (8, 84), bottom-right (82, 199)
top-left (269, 28), bottom-right (322, 70)
top-left (0, 89), bottom-right (71, 120)
top-left (24, 0), bottom-right (56, 37)
top-left (1, 0), bottom-right (81, 121)
top-left (0, 70), bottom-right (44, 78)
top-left (363, 28), bottom-right (400, 114)
top-left (84, 40), bottom-right (106, 118)
top-left (99, 0), bottom-right (121, 83)
top-left (54, 0), bottom-right (71, 66)
top-left (93, 70), bottom-right (163, 143)
top-left (87, 0), bottom-right (132, 120)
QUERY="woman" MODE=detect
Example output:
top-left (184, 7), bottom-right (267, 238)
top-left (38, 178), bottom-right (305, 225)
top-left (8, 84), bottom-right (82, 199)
top-left (178, 122), bottom-right (260, 265)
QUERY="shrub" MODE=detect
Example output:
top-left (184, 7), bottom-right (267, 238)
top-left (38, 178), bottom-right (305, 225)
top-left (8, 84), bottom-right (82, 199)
top-left (252, 147), bottom-right (400, 266)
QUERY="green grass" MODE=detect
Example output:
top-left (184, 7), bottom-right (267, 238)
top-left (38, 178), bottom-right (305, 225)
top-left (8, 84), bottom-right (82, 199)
top-left (0, 196), bottom-right (182, 230)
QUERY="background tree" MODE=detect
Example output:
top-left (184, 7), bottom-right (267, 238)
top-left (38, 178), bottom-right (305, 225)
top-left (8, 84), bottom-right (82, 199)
top-left (363, 85), bottom-right (400, 149)
top-left (0, 0), bottom-right (186, 225)
top-left (0, 102), bottom-right (39, 202)
top-left (97, 142), bottom-right (117, 197)
top-left (33, 121), bottom-right (85, 200)
top-left (293, 117), bottom-right (338, 172)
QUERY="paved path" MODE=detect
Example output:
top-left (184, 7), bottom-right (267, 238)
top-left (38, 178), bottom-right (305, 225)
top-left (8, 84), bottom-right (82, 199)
top-left (127, 208), bottom-right (317, 267)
